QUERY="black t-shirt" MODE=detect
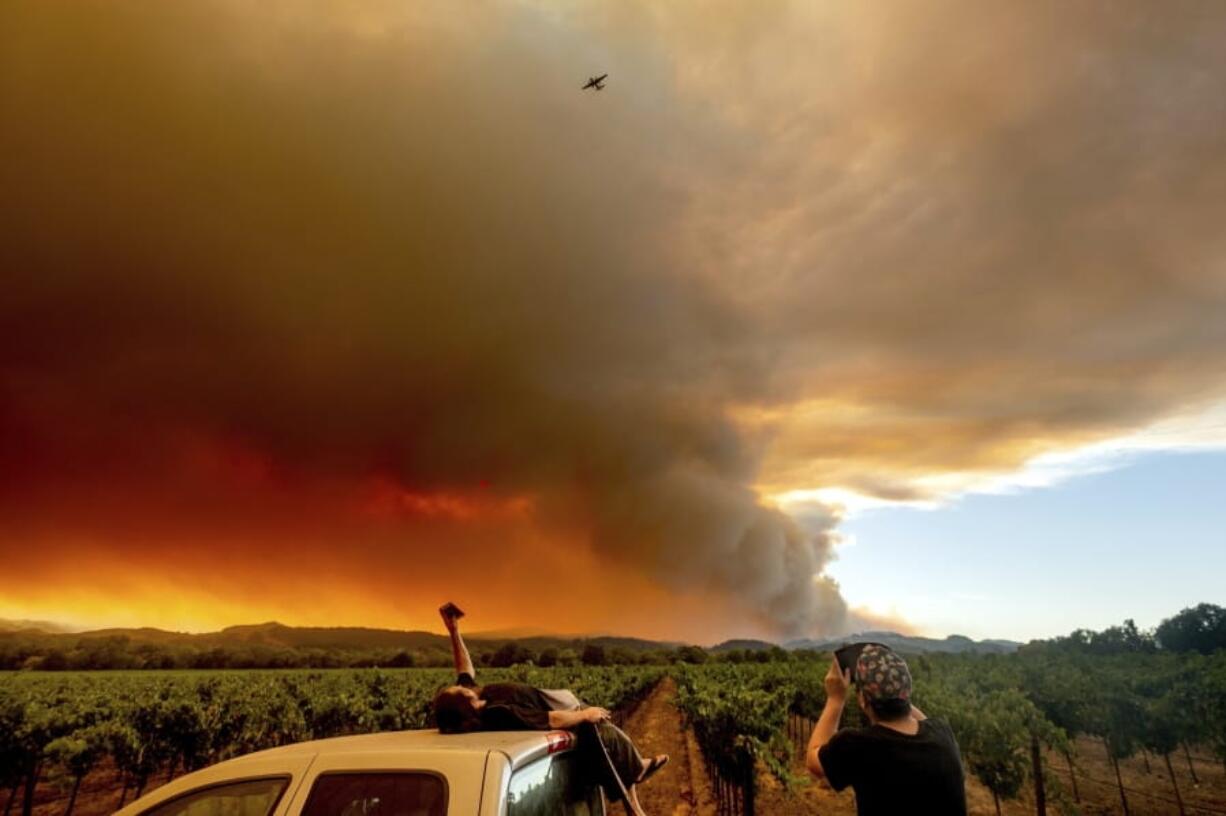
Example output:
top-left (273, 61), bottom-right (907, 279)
top-left (817, 718), bottom-right (967, 816)
top-left (456, 673), bottom-right (551, 731)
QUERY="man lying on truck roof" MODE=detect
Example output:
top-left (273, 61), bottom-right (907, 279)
top-left (432, 604), bottom-right (668, 813)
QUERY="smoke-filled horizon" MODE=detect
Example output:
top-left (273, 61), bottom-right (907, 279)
top-left (4, 2), bottom-right (1226, 641)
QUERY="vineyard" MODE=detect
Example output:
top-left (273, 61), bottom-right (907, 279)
top-left (3, 651), bottom-right (1225, 816)
top-left (0, 665), bottom-right (662, 816)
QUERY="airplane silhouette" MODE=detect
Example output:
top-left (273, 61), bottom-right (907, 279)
top-left (582, 73), bottom-right (608, 91)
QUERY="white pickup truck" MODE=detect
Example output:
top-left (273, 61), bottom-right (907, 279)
top-left (115, 728), bottom-right (608, 816)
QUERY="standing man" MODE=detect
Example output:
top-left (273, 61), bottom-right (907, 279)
top-left (806, 644), bottom-right (967, 815)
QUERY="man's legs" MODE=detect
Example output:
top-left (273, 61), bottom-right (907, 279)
top-left (596, 721), bottom-right (646, 790)
top-left (577, 722), bottom-right (648, 802)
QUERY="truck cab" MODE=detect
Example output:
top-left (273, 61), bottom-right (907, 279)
top-left (115, 729), bottom-right (607, 816)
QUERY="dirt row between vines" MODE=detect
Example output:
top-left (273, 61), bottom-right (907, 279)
top-left (619, 676), bottom-right (715, 816)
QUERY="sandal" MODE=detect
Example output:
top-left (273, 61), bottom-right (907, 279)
top-left (637, 755), bottom-right (669, 785)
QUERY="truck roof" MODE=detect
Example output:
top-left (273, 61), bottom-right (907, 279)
top-left (115, 729), bottom-right (587, 816)
top-left (221, 728), bottom-right (575, 772)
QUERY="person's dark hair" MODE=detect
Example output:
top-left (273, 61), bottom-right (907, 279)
top-left (868, 697), bottom-right (912, 721)
top-left (433, 687), bottom-right (482, 734)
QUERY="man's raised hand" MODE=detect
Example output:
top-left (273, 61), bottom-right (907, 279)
top-left (439, 602), bottom-right (465, 629)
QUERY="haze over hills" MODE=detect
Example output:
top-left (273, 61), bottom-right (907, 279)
top-left (783, 631), bottom-right (1020, 655)
top-left (0, 618), bottom-right (83, 634)
top-left (710, 632), bottom-right (1019, 655)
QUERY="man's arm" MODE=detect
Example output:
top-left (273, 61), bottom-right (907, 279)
top-left (440, 606), bottom-right (475, 679)
top-left (548, 706), bottom-right (610, 730)
top-left (805, 659), bottom-right (850, 778)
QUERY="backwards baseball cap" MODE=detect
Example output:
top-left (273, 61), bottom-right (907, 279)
top-left (854, 643), bottom-right (912, 704)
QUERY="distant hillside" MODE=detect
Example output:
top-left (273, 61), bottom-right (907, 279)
top-left (786, 630), bottom-right (1020, 655)
top-left (710, 638), bottom-right (777, 653)
top-left (713, 631), bottom-right (1020, 655)
top-left (0, 620), bottom-right (677, 655)
top-left (1, 619), bottom-right (1016, 655)
top-left (207, 622), bottom-right (446, 650)
top-left (0, 618), bottom-right (1018, 671)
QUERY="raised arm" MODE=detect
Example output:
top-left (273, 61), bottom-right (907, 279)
top-left (440, 605), bottom-right (475, 679)
top-left (806, 659), bottom-right (850, 778)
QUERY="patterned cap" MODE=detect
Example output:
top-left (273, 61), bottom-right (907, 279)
top-left (854, 644), bottom-right (912, 702)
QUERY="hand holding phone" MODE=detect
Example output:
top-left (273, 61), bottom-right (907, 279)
top-left (439, 602), bottom-right (465, 625)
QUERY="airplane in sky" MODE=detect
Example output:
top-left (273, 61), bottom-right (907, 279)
top-left (582, 73), bottom-right (608, 91)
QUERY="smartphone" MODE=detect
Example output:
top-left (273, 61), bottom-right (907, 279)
top-left (834, 641), bottom-right (886, 674)
top-left (439, 602), bottom-right (465, 621)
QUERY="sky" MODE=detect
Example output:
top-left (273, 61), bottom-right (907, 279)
top-left (2, 1), bottom-right (1225, 643)
top-left (830, 449), bottom-right (1226, 641)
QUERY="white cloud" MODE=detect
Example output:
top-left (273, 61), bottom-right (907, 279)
top-left (776, 399), bottom-right (1226, 520)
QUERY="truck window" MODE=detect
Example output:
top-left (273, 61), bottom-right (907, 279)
top-left (506, 753), bottom-right (603, 816)
top-left (301, 773), bottom-right (446, 816)
top-left (142, 777), bottom-right (288, 816)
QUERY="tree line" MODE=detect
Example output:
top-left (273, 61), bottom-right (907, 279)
top-left (6, 603), bottom-right (1220, 672)
top-left (1025, 603), bottom-right (1226, 657)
